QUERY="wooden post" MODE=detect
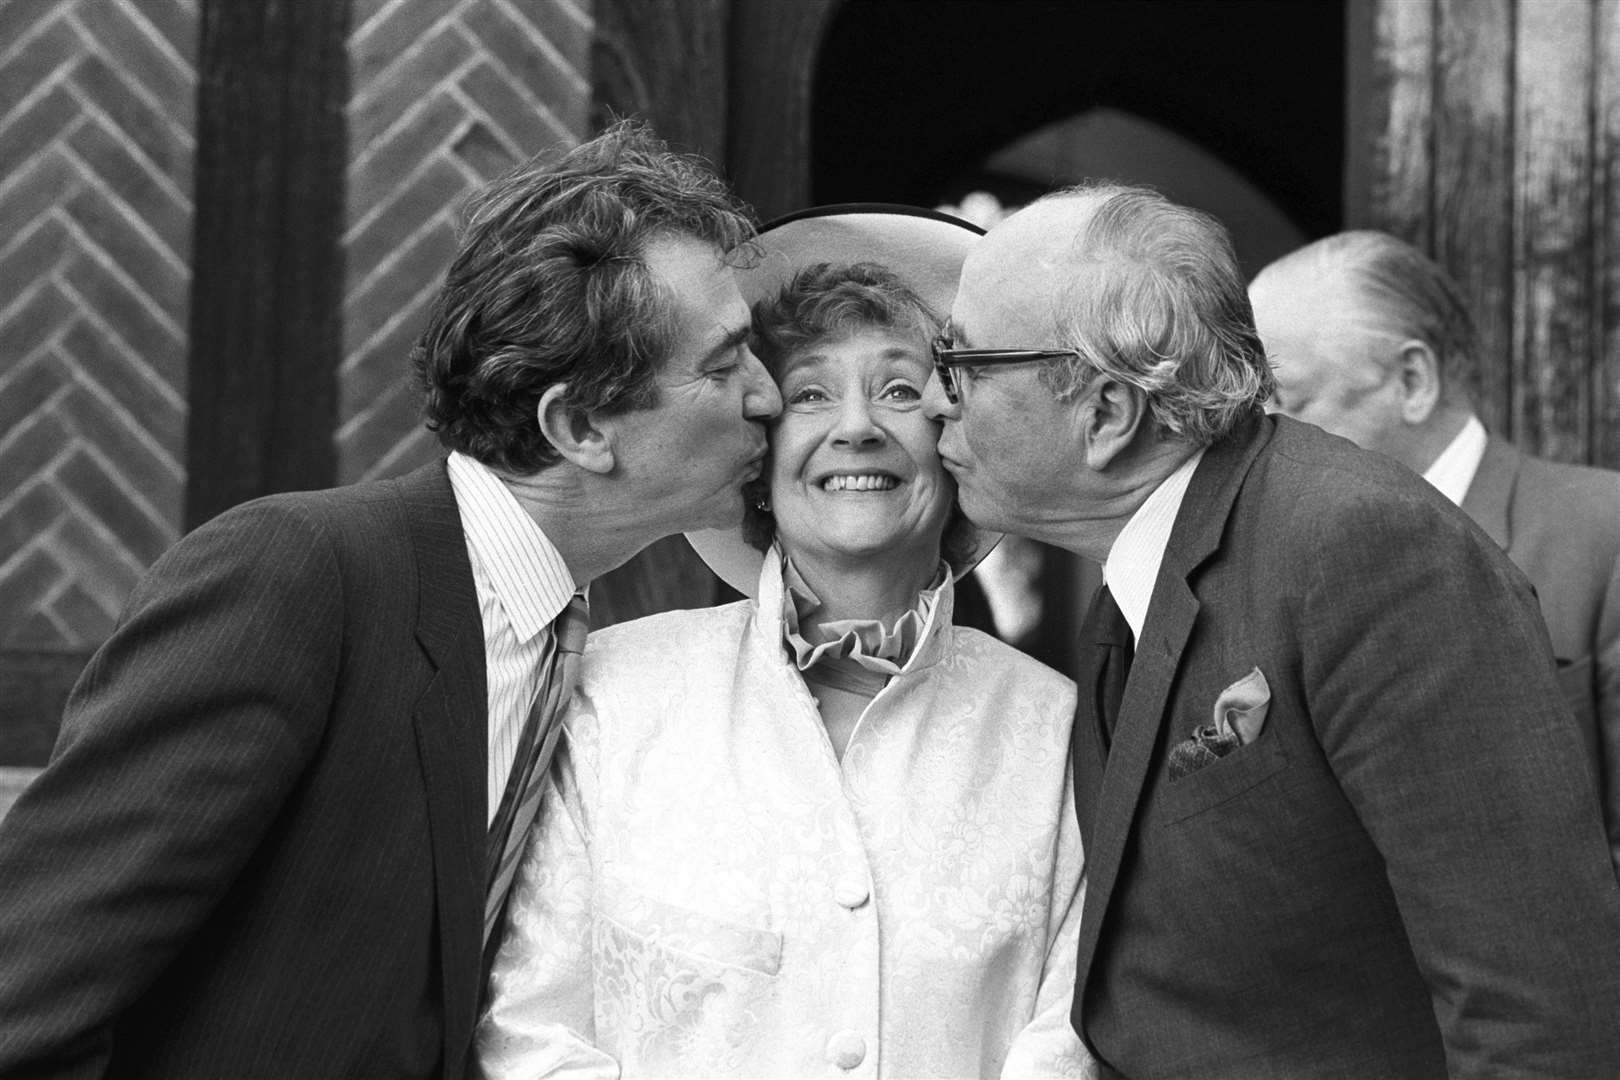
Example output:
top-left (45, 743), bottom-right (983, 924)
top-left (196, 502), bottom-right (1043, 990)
top-left (727, 0), bottom-right (842, 219)
top-left (1433, 0), bottom-right (1514, 436)
top-left (1513, 0), bottom-right (1595, 461)
top-left (588, 0), bottom-right (736, 625)
top-left (185, 0), bottom-right (348, 528)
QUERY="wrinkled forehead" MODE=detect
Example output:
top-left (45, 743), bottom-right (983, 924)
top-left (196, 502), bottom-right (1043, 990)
top-left (952, 199), bottom-right (1094, 343)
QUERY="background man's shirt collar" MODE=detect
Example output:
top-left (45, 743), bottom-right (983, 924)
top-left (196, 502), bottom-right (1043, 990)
top-left (1422, 414), bottom-right (1487, 506)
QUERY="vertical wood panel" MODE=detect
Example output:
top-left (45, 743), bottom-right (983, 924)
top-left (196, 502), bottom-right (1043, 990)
top-left (728, 0), bottom-right (841, 219)
top-left (1433, 0), bottom-right (1514, 434)
top-left (1513, 0), bottom-right (1595, 461)
top-left (589, 0), bottom-right (733, 625)
top-left (186, 0), bottom-right (349, 526)
top-left (1595, 0), bottom-right (1620, 467)
top-left (593, 0), bottom-right (728, 159)
top-left (1346, 0), bottom-right (1435, 246)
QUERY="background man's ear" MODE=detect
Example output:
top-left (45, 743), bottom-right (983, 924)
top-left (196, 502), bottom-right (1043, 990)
top-left (536, 384), bottom-right (615, 474)
top-left (1394, 340), bottom-right (1441, 425)
top-left (1083, 377), bottom-right (1149, 470)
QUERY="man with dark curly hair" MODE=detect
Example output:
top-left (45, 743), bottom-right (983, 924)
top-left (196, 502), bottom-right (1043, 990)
top-left (0, 120), bottom-right (780, 1080)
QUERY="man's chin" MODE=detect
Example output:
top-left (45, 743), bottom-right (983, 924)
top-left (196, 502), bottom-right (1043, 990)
top-left (953, 487), bottom-right (1009, 533)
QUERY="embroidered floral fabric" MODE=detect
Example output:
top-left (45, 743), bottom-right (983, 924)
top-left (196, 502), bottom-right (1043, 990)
top-left (478, 554), bottom-right (1094, 1079)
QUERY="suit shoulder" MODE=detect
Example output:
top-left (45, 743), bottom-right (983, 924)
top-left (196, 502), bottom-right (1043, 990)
top-left (1518, 454), bottom-right (1620, 514)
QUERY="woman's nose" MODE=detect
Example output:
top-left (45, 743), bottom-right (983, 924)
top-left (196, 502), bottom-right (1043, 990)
top-left (830, 397), bottom-right (885, 446)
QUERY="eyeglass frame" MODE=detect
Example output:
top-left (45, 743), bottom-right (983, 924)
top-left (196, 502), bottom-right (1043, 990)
top-left (930, 334), bottom-right (1080, 404)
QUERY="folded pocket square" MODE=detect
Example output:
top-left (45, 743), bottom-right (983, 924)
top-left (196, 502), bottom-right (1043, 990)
top-left (1167, 666), bottom-right (1271, 781)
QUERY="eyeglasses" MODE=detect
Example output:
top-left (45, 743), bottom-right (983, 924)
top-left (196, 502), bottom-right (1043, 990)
top-left (930, 334), bottom-right (1079, 404)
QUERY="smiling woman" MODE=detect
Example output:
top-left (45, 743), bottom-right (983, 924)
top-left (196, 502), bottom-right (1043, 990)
top-left (476, 208), bottom-right (1092, 1078)
top-left (748, 262), bottom-right (965, 593)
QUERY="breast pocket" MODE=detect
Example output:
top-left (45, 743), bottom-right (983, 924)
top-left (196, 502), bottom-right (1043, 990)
top-left (1159, 727), bottom-right (1289, 826)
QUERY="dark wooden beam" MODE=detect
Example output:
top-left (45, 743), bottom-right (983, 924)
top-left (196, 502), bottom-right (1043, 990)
top-left (589, 0), bottom-right (736, 625)
top-left (185, 0), bottom-right (348, 528)
top-left (728, 0), bottom-right (842, 219)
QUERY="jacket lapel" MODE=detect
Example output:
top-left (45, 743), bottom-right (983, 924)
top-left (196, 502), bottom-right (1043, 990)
top-left (400, 460), bottom-right (487, 1079)
top-left (1073, 413), bottom-right (1274, 1016)
top-left (1459, 437), bottom-right (1520, 552)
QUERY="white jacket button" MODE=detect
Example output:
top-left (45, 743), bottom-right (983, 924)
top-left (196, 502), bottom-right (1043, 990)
top-left (833, 875), bottom-right (870, 909)
top-left (825, 1030), bottom-right (867, 1069)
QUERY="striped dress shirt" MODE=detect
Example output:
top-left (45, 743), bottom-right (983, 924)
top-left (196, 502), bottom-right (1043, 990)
top-left (446, 452), bottom-right (577, 826)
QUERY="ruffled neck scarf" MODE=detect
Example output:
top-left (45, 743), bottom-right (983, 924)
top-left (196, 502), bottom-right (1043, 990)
top-left (778, 551), bottom-right (948, 699)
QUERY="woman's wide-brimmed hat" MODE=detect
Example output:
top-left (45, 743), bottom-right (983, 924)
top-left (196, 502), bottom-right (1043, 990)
top-left (685, 203), bottom-right (1000, 597)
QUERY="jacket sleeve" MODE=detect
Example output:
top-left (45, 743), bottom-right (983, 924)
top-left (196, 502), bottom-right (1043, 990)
top-left (476, 698), bottom-right (618, 1080)
top-left (0, 500), bottom-right (342, 1076)
top-left (1300, 496), bottom-right (1620, 1077)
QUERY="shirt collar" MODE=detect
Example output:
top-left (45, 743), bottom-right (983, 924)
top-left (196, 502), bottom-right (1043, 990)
top-left (1103, 448), bottom-right (1206, 641)
top-left (447, 451), bottom-right (577, 640)
top-left (1421, 414), bottom-right (1487, 506)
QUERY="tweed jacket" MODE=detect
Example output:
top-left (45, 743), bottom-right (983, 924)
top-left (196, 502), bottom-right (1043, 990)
top-left (1461, 436), bottom-right (1620, 870)
top-left (1070, 413), bottom-right (1620, 1079)
top-left (0, 460), bottom-right (489, 1079)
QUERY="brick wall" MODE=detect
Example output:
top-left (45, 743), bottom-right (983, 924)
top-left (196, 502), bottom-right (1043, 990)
top-left (0, 0), bottom-right (595, 770)
top-left (340, 0), bottom-right (594, 483)
top-left (0, 0), bottom-right (196, 764)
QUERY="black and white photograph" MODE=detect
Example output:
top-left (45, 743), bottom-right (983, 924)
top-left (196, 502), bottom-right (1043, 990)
top-left (1, 1), bottom-right (1618, 1077)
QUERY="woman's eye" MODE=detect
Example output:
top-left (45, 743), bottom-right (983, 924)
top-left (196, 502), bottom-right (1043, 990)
top-left (880, 381), bottom-right (922, 402)
top-left (787, 387), bottom-right (827, 405)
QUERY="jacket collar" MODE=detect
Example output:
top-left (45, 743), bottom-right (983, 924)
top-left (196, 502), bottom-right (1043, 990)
top-left (1458, 436), bottom-right (1522, 551)
top-left (399, 457), bottom-right (487, 1078)
top-left (751, 548), bottom-right (957, 676)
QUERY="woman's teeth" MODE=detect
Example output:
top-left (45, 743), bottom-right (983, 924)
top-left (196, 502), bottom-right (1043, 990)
top-left (822, 474), bottom-right (897, 492)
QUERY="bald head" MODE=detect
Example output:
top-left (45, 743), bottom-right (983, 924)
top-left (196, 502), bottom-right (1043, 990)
top-left (1249, 231), bottom-right (1477, 472)
top-left (953, 184), bottom-right (1273, 444)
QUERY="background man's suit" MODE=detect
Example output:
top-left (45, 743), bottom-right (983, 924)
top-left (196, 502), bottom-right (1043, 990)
top-left (0, 460), bottom-right (489, 1078)
top-left (1070, 414), bottom-right (1620, 1079)
top-left (1461, 436), bottom-right (1620, 868)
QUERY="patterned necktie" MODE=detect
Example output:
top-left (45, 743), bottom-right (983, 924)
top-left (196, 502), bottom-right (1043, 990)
top-left (1084, 585), bottom-right (1134, 754)
top-left (483, 590), bottom-right (589, 948)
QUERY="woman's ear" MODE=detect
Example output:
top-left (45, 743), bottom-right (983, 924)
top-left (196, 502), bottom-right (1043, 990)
top-left (1082, 377), bottom-right (1148, 470)
top-left (536, 384), bottom-right (614, 474)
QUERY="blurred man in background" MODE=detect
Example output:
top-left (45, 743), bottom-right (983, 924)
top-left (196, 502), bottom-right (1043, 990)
top-left (1251, 230), bottom-right (1620, 874)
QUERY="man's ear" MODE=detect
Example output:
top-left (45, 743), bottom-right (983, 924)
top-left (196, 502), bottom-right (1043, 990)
top-left (1082, 377), bottom-right (1149, 470)
top-left (1394, 339), bottom-right (1441, 425)
top-left (536, 384), bottom-right (615, 474)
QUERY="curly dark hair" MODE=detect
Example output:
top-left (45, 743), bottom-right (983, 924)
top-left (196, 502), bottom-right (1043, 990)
top-left (743, 261), bottom-right (979, 573)
top-left (411, 120), bottom-right (758, 474)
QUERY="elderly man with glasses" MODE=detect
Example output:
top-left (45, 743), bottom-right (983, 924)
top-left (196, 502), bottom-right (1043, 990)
top-left (922, 183), bottom-right (1620, 1079)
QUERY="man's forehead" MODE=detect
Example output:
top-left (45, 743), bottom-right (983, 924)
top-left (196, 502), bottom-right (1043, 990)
top-left (954, 202), bottom-right (1092, 339)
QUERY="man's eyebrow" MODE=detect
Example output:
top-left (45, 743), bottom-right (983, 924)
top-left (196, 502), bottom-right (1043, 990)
top-left (701, 324), bottom-right (751, 366)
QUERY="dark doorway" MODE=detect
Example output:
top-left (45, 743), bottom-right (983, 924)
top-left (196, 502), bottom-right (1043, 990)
top-left (814, 0), bottom-right (1344, 242)
top-left (809, 0), bottom-right (1346, 674)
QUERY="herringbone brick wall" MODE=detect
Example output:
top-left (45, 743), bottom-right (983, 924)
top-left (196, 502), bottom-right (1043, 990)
top-left (0, 0), bottom-right (195, 656)
top-left (340, 0), bottom-right (594, 483)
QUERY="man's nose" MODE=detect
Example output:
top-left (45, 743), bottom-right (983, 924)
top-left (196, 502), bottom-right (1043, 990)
top-left (741, 349), bottom-right (782, 420)
top-left (922, 369), bottom-right (960, 421)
